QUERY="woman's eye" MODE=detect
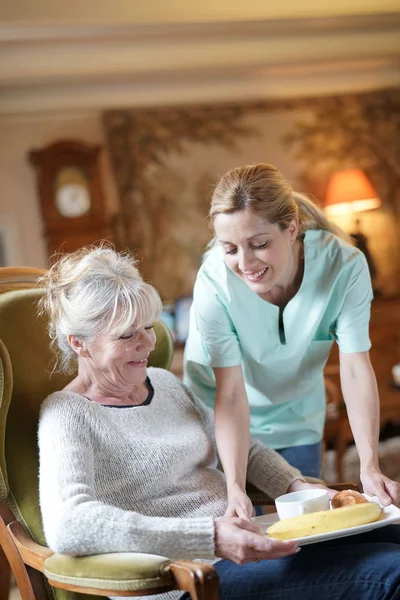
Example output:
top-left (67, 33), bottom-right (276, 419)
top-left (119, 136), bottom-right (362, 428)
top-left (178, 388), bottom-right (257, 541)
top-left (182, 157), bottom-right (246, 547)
top-left (120, 325), bottom-right (153, 339)
top-left (119, 331), bottom-right (136, 340)
top-left (252, 241), bottom-right (270, 250)
top-left (225, 248), bottom-right (237, 255)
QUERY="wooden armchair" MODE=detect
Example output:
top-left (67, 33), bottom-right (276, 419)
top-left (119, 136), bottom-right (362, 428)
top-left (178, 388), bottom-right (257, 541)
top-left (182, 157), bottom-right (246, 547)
top-left (0, 267), bottom-right (46, 294)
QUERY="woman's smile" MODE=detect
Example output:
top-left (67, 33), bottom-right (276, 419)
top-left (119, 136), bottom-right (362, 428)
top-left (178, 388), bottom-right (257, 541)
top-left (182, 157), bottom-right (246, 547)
top-left (242, 267), bottom-right (269, 283)
top-left (127, 358), bottom-right (148, 367)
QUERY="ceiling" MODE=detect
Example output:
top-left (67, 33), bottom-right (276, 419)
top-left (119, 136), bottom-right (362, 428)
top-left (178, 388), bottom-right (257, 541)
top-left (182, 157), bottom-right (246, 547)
top-left (0, 0), bottom-right (398, 25)
top-left (0, 9), bottom-right (399, 117)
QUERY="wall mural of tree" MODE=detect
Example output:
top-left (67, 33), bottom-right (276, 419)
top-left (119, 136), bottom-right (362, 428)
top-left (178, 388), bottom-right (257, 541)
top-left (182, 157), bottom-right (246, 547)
top-left (103, 106), bottom-right (256, 299)
top-left (283, 88), bottom-right (400, 219)
top-left (283, 88), bottom-right (400, 296)
top-left (103, 88), bottom-right (400, 300)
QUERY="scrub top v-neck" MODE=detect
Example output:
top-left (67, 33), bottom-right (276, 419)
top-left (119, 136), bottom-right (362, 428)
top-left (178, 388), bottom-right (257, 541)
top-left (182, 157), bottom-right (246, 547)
top-left (184, 229), bottom-right (373, 449)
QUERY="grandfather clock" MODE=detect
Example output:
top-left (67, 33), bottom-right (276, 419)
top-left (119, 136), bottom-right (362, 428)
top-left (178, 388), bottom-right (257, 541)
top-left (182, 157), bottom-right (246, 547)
top-left (29, 140), bottom-right (112, 256)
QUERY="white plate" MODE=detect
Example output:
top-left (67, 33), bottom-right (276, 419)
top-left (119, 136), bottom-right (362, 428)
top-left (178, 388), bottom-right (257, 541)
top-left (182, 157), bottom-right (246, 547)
top-left (253, 494), bottom-right (400, 546)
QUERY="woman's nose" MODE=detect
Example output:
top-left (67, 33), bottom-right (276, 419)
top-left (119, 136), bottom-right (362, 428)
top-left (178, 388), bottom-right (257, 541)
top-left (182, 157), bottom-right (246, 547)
top-left (137, 329), bottom-right (155, 351)
top-left (238, 249), bottom-right (254, 272)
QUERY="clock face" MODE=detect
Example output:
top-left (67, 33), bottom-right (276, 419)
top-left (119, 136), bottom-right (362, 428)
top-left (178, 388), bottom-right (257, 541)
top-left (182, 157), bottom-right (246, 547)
top-left (54, 166), bottom-right (92, 218)
top-left (55, 183), bottom-right (91, 218)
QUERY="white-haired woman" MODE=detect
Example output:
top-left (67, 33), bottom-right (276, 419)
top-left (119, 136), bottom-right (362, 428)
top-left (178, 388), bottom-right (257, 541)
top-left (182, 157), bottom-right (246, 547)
top-left (38, 246), bottom-right (400, 600)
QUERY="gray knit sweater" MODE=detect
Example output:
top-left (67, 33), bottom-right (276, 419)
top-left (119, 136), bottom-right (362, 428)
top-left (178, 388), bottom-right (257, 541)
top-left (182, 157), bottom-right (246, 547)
top-left (38, 368), bottom-right (302, 600)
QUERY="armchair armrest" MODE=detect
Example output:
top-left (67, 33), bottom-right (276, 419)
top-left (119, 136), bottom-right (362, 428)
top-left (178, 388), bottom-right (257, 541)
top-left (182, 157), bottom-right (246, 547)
top-left (168, 561), bottom-right (219, 600)
top-left (44, 552), bottom-right (173, 596)
top-left (7, 520), bottom-right (219, 600)
top-left (7, 521), bottom-right (53, 571)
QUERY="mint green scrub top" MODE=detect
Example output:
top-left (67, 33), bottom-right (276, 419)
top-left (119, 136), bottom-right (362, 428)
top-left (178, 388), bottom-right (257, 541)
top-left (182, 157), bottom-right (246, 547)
top-left (183, 229), bottom-right (373, 449)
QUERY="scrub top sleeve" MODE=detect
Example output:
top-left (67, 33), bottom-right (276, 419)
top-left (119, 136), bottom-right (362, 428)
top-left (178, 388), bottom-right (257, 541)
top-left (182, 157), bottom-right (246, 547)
top-left (335, 253), bottom-right (373, 353)
top-left (193, 276), bottom-right (242, 368)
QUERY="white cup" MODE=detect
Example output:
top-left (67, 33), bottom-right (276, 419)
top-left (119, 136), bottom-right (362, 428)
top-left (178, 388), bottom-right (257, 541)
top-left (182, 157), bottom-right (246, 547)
top-left (275, 489), bottom-right (330, 520)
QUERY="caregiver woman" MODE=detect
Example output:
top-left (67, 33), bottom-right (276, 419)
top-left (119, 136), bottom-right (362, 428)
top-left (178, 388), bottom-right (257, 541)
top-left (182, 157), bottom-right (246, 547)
top-left (184, 163), bottom-right (400, 519)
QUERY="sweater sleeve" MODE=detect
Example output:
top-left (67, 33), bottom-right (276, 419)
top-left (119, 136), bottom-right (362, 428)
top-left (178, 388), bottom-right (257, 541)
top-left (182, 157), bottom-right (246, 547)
top-left (246, 440), bottom-right (303, 499)
top-left (38, 395), bottom-right (215, 559)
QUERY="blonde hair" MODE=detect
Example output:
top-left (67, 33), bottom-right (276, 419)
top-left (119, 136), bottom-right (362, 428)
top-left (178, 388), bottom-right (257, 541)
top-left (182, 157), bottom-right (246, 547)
top-left (38, 245), bottom-right (162, 373)
top-left (210, 163), bottom-right (350, 242)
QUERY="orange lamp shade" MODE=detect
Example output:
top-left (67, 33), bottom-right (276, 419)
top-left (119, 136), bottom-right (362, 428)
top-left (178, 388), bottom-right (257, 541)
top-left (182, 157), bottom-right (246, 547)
top-left (325, 168), bottom-right (381, 216)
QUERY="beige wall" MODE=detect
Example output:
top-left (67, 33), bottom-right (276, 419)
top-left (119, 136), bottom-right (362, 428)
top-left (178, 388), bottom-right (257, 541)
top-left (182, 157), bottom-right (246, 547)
top-left (0, 0), bottom-right (398, 24)
top-left (0, 112), bottom-right (118, 267)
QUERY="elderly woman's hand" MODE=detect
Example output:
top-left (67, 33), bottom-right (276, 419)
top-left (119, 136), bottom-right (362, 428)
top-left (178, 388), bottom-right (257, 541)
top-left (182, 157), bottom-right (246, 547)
top-left (214, 516), bottom-right (300, 564)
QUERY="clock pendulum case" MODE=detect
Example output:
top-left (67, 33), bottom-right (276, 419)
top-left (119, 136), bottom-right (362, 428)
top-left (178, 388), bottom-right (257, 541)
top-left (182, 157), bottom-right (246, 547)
top-left (29, 139), bottom-right (112, 256)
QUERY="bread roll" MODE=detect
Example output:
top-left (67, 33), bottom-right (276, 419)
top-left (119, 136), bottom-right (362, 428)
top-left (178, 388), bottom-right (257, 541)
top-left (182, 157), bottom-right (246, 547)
top-left (331, 489), bottom-right (368, 509)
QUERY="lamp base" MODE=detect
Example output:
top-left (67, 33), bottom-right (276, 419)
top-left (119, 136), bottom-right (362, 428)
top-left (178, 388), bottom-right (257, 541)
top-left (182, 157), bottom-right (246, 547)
top-left (350, 222), bottom-right (379, 292)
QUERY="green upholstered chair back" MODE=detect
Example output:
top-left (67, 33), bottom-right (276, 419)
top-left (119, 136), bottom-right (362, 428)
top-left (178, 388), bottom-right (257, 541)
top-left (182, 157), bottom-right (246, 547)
top-left (0, 287), bottom-right (173, 549)
top-left (0, 288), bottom-right (70, 545)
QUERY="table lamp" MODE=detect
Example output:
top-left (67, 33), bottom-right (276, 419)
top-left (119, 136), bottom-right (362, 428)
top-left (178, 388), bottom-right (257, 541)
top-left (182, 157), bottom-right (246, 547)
top-left (324, 168), bottom-right (381, 216)
top-left (324, 168), bottom-right (381, 289)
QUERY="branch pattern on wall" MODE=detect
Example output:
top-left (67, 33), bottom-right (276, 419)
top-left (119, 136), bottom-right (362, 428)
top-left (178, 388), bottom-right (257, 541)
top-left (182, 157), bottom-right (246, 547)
top-left (102, 106), bottom-right (256, 299)
top-left (283, 88), bottom-right (400, 219)
top-left (103, 88), bottom-right (400, 299)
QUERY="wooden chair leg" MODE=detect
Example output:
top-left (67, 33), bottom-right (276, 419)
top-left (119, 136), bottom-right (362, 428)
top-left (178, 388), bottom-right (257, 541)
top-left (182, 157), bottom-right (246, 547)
top-left (168, 561), bottom-right (220, 600)
top-left (0, 543), bottom-right (11, 600)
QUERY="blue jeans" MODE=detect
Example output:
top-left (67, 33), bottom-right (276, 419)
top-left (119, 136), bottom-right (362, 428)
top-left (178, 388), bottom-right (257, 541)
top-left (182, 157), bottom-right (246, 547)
top-left (277, 441), bottom-right (322, 479)
top-left (254, 441), bottom-right (322, 516)
top-left (181, 525), bottom-right (400, 600)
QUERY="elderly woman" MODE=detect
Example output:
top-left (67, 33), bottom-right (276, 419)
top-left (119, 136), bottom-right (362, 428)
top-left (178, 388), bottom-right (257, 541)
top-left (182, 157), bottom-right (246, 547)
top-left (38, 247), bottom-right (400, 600)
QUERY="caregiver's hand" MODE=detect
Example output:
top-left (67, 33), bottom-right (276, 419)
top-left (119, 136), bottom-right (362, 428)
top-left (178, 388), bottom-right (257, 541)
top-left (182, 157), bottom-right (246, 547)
top-left (224, 485), bottom-right (253, 521)
top-left (361, 469), bottom-right (400, 507)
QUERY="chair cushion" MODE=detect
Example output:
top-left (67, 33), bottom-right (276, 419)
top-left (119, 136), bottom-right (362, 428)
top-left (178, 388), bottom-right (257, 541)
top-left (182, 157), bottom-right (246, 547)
top-left (44, 552), bottom-right (172, 591)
